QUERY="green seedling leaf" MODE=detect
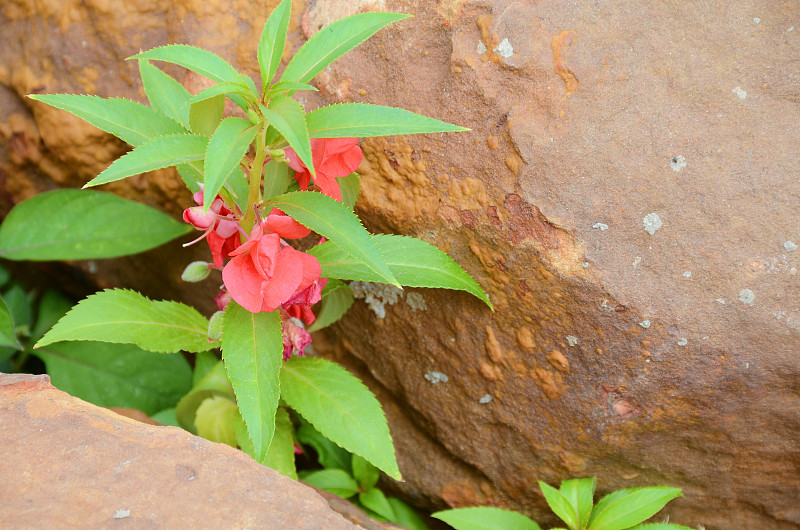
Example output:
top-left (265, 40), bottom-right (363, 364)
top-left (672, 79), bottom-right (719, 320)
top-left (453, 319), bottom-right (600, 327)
top-left (306, 103), bottom-right (468, 138)
top-left (224, 165), bottom-right (250, 212)
top-left (195, 395), bottom-right (239, 447)
top-left (2, 283), bottom-right (33, 332)
top-left (221, 302), bottom-right (282, 463)
top-left (539, 481), bottom-right (578, 530)
top-left (359, 488), bottom-right (395, 521)
top-left (0, 189), bottom-right (190, 261)
top-left (263, 407), bottom-right (298, 479)
top-left (35, 289), bottom-right (213, 354)
top-left (258, 0), bottom-right (292, 90)
top-left (27, 94), bottom-right (185, 146)
top-left (307, 279), bottom-right (354, 332)
top-left (176, 360), bottom-right (233, 433)
top-left (0, 296), bottom-right (21, 349)
top-left (300, 469), bottom-right (359, 499)
top-left (266, 192), bottom-right (398, 286)
top-left (296, 419), bottom-right (352, 471)
top-left (0, 264), bottom-right (10, 289)
top-left (189, 93), bottom-right (225, 137)
top-left (588, 487), bottom-right (683, 530)
top-left (266, 81), bottom-right (318, 97)
top-left (338, 172), bottom-right (360, 210)
top-left (150, 407), bottom-right (180, 427)
top-left (260, 95), bottom-right (315, 178)
top-left (561, 477), bottom-right (596, 530)
top-left (86, 133), bottom-right (208, 187)
top-left (628, 525), bottom-right (695, 530)
top-left (193, 351), bottom-right (220, 387)
top-left (187, 82), bottom-right (255, 106)
top-left (352, 454), bottom-right (380, 491)
top-left (309, 234), bottom-right (490, 307)
top-left (177, 162), bottom-right (203, 193)
top-left (33, 341), bottom-right (192, 415)
top-left (432, 507), bottom-right (542, 530)
top-left (386, 498), bottom-right (430, 530)
top-left (138, 59), bottom-right (192, 129)
top-left (281, 356), bottom-right (400, 480)
top-left (30, 290), bottom-right (74, 343)
top-left (262, 160), bottom-right (292, 200)
top-left (203, 118), bottom-right (256, 210)
top-left (281, 12), bottom-right (410, 84)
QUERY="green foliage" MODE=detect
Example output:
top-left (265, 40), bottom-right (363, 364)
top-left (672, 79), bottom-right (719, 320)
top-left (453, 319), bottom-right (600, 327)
top-left (261, 160), bottom-right (292, 200)
top-left (306, 103), bottom-right (468, 138)
top-left (337, 172), bottom-right (360, 210)
top-left (0, 296), bottom-right (21, 350)
top-left (176, 360), bottom-right (233, 434)
top-left (262, 407), bottom-right (298, 479)
top-left (138, 59), bottom-right (192, 129)
top-left (257, 0), bottom-right (291, 90)
top-left (432, 507), bottom-right (541, 530)
top-left (194, 394), bottom-right (239, 447)
top-left (0, 190), bottom-right (190, 261)
top-left (189, 94), bottom-right (225, 136)
top-left (587, 487), bottom-right (683, 530)
top-left (260, 96), bottom-right (315, 178)
top-left (307, 279), bottom-right (354, 332)
top-left (296, 419), bottom-right (352, 471)
top-left (203, 118), bottom-right (257, 208)
top-left (301, 468), bottom-right (360, 498)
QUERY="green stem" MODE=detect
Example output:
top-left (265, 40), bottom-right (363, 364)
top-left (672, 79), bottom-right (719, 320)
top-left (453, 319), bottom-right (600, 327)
top-left (242, 126), bottom-right (268, 232)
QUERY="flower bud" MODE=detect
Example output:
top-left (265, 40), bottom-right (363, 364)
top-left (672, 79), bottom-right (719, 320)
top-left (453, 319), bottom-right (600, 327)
top-left (181, 261), bottom-right (211, 283)
top-left (246, 107), bottom-right (261, 125)
top-left (207, 310), bottom-right (224, 340)
top-left (269, 148), bottom-right (286, 163)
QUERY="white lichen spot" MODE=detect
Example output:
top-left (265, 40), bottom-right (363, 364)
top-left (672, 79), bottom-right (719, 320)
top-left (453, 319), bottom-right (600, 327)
top-left (477, 41), bottom-right (487, 54)
top-left (424, 371), bottom-right (449, 384)
top-left (639, 320), bottom-right (651, 329)
top-left (583, 261), bottom-right (590, 268)
top-left (351, 281), bottom-right (402, 319)
top-left (738, 289), bottom-right (755, 305)
top-left (405, 292), bottom-right (427, 311)
top-left (643, 213), bottom-right (663, 235)
top-left (683, 271), bottom-right (692, 279)
top-left (670, 155), bottom-right (687, 172)
top-left (753, 17), bottom-right (761, 24)
top-left (784, 241), bottom-right (798, 252)
top-left (633, 256), bottom-right (642, 267)
top-left (493, 38), bottom-right (513, 58)
top-left (745, 362), bottom-right (750, 369)
top-left (592, 222), bottom-right (609, 231)
top-left (788, 26), bottom-right (795, 32)
top-left (113, 510), bottom-right (131, 519)
top-left (715, 298), bottom-right (726, 304)
top-left (479, 394), bottom-right (493, 404)
top-left (566, 335), bottom-right (579, 346)
top-left (677, 337), bottom-right (688, 346)
top-left (732, 86), bottom-right (747, 100)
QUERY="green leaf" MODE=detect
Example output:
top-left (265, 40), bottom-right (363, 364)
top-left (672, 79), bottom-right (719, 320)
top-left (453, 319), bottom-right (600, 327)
top-left (281, 12), bottom-right (410, 84)
top-left (189, 94), bottom-right (225, 137)
top-left (539, 481), bottom-right (578, 530)
top-left (300, 468), bottom-right (359, 499)
top-left (30, 290), bottom-right (74, 343)
top-left (202, 118), bottom-right (256, 209)
top-left (352, 454), bottom-right (380, 491)
top-left (628, 525), bottom-right (695, 530)
top-left (307, 279), bottom-right (354, 332)
top-left (186, 82), bottom-right (255, 106)
top-left (260, 96), bottom-right (315, 178)
top-left (195, 395), bottom-right (239, 447)
top-left (193, 351), bottom-right (220, 387)
top-left (280, 356), bottom-right (400, 480)
top-left (150, 407), bottom-right (180, 427)
top-left (560, 477), bottom-right (596, 530)
top-left (0, 296), bottom-right (21, 349)
top-left (338, 172), bottom-right (360, 210)
top-left (432, 507), bottom-right (542, 530)
top-left (267, 81), bottom-right (318, 97)
top-left (176, 360), bottom-right (233, 433)
top-left (85, 133), bottom-right (208, 187)
top-left (308, 234), bottom-right (490, 307)
top-left (588, 487), bottom-right (683, 530)
top-left (266, 192), bottom-right (398, 286)
top-left (263, 407), bottom-right (298, 479)
top-left (0, 189), bottom-right (191, 261)
top-left (306, 103), bottom-right (468, 138)
top-left (27, 94), bottom-right (185, 146)
top-left (0, 264), bottom-right (10, 289)
top-left (2, 283), bottom-right (32, 332)
top-left (359, 488), bottom-right (395, 521)
top-left (223, 165), bottom-right (250, 212)
top-left (138, 59), bottom-right (192, 129)
top-left (386, 498), bottom-right (430, 530)
top-left (33, 341), bottom-right (192, 415)
top-left (258, 0), bottom-right (292, 90)
top-left (35, 289), bottom-right (213, 354)
top-left (262, 160), bottom-right (292, 200)
top-left (296, 419), bottom-right (352, 471)
top-left (221, 302), bottom-right (282, 463)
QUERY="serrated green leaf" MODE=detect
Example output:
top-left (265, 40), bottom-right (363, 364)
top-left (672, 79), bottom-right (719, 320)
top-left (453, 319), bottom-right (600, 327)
top-left (193, 351), bottom-right (220, 387)
top-left (560, 477), bottom-right (596, 530)
top-left (263, 407), bottom-right (298, 479)
top-left (0, 296), bottom-right (21, 349)
top-left (202, 118), bottom-right (256, 210)
top-left (628, 525), bottom-right (694, 530)
top-left (352, 454), bottom-right (380, 491)
top-left (386, 498), bottom-right (430, 530)
top-left (281, 12), bottom-right (410, 84)
top-left (262, 160), bottom-right (292, 200)
top-left (0, 264), bottom-right (10, 289)
top-left (359, 488), bottom-right (395, 521)
top-left (30, 290), bottom-right (74, 343)
top-left (296, 419), bottom-right (352, 471)
top-left (27, 94), bottom-right (185, 146)
top-left (588, 487), bottom-right (683, 530)
top-left (221, 302), bottom-right (282, 463)
top-left (432, 507), bottom-right (542, 530)
top-left (280, 356), bottom-right (400, 479)
top-left (266, 191), bottom-right (398, 286)
top-left (195, 395), bottom-right (239, 447)
top-left (186, 82), bottom-right (255, 106)
top-left (150, 407), bottom-right (180, 427)
top-left (223, 165), bottom-right (249, 212)
top-left (260, 96), bottom-right (315, 178)
top-left (300, 468), bottom-right (359, 499)
top-left (258, 0), bottom-right (292, 90)
top-left (138, 59), bottom-right (192, 129)
top-left (308, 234), bottom-right (491, 307)
top-left (307, 279), bottom-right (354, 332)
top-left (539, 481), bottom-right (578, 530)
top-left (267, 81), bottom-right (318, 97)
top-left (189, 94), bottom-right (225, 137)
top-left (338, 172), bottom-right (360, 210)
top-left (176, 360), bottom-right (233, 433)
top-left (85, 133), bottom-right (208, 187)
top-left (306, 103), bottom-right (468, 138)
top-left (35, 289), bottom-right (213, 353)
top-left (0, 190), bottom-right (191, 261)
top-left (33, 341), bottom-right (192, 415)
top-left (2, 284), bottom-right (32, 332)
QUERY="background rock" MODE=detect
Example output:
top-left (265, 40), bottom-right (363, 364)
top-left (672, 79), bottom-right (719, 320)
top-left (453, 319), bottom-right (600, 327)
top-left (1, 1), bottom-right (799, 529)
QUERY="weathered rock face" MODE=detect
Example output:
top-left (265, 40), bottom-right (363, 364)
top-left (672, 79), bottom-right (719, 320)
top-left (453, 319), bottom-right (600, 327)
top-left (2, 1), bottom-right (799, 529)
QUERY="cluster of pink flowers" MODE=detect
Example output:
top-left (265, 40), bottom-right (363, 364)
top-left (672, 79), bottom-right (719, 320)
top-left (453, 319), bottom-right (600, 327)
top-left (183, 138), bottom-right (362, 360)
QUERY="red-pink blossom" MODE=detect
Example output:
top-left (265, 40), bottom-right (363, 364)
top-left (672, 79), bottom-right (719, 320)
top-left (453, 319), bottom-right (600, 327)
top-left (285, 138), bottom-right (362, 202)
top-left (183, 191), bottom-right (241, 268)
top-left (281, 318), bottom-right (312, 360)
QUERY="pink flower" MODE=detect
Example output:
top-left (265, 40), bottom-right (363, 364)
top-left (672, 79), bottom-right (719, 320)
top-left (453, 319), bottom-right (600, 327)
top-left (285, 138), bottom-right (363, 202)
top-left (222, 222), bottom-right (322, 313)
top-left (183, 191), bottom-right (241, 268)
top-left (262, 208), bottom-right (310, 239)
top-left (281, 317), bottom-right (312, 360)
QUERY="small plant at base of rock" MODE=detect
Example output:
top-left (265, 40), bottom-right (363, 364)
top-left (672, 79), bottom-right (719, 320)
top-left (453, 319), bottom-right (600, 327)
top-left (432, 477), bottom-right (693, 530)
top-left (0, 0), bottom-right (491, 483)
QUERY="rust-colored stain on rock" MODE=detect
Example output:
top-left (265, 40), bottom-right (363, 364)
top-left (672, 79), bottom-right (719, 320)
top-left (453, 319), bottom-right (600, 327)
top-left (551, 30), bottom-right (579, 96)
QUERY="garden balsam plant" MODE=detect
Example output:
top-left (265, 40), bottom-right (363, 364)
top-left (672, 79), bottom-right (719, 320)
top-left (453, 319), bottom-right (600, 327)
top-left (0, 0), bottom-right (491, 481)
top-left (432, 478), bottom-right (693, 530)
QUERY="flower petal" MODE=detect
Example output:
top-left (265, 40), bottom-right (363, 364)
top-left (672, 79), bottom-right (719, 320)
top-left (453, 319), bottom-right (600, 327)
top-left (222, 253), bottom-right (267, 313)
top-left (259, 247), bottom-right (305, 312)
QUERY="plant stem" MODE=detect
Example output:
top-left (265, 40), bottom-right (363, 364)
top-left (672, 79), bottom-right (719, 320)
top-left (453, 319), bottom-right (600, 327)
top-left (242, 126), bottom-right (269, 232)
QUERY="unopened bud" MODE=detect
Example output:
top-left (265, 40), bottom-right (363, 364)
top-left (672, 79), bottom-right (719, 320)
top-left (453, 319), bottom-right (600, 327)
top-left (269, 148), bottom-right (286, 163)
top-left (207, 310), bottom-right (224, 340)
top-left (246, 107), bottom-right (261, 125)
top-left (181, 261), bottom-right (211, 283)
